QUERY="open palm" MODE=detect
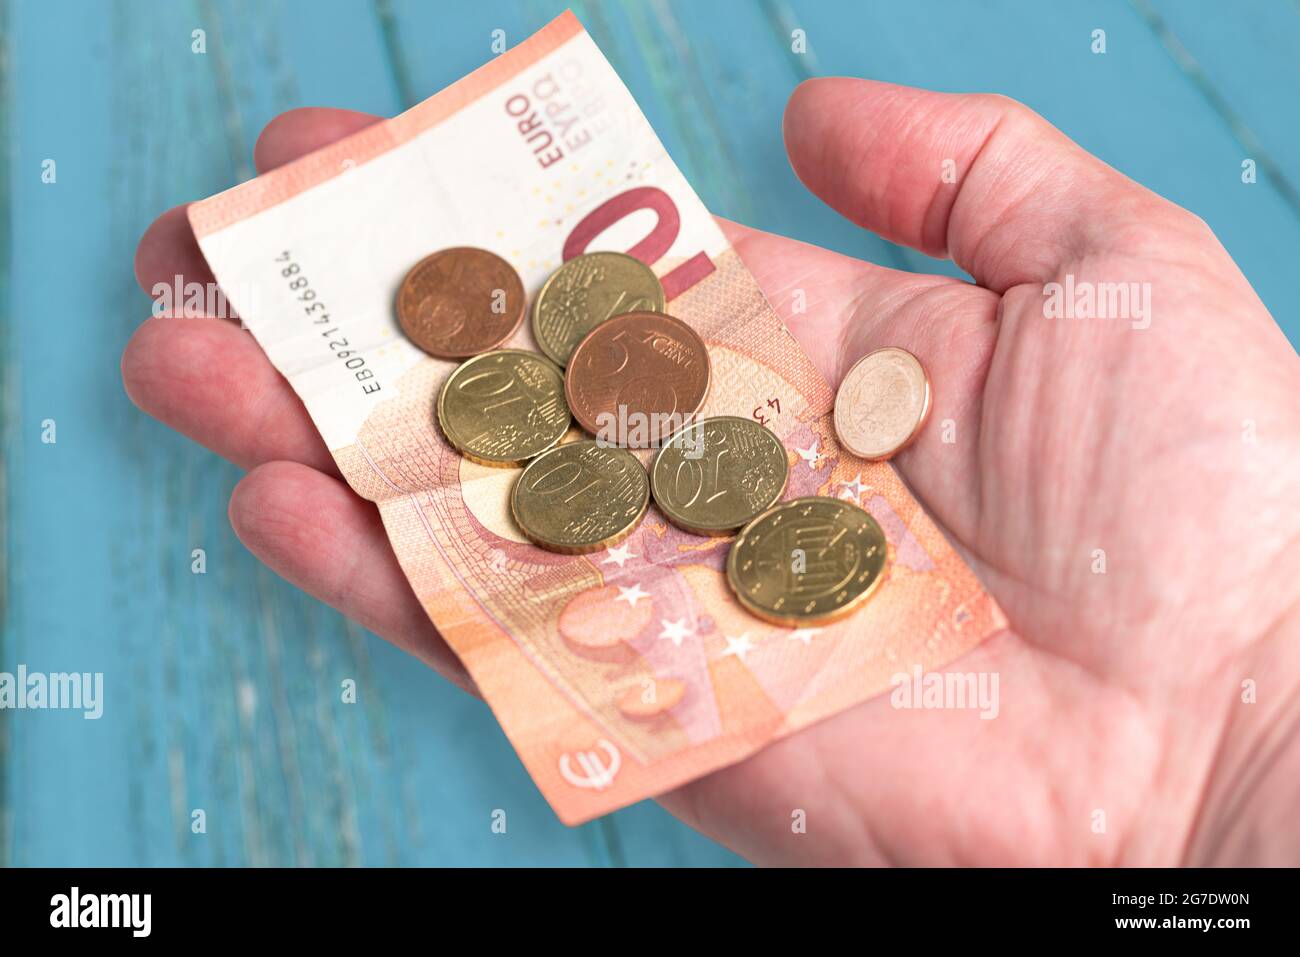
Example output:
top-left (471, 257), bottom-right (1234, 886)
top-left (126, 78), bottom-right (1300, 865)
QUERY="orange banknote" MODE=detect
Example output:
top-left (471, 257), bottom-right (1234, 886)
top-left (189, 11), bottom-right (1006, 823)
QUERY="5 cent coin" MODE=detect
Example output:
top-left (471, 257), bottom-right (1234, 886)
top-left (564, 311), bottom-right (710, 449)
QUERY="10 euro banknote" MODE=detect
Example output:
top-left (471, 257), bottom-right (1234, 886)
top-left (188, 11), bottom-right (1006, 824)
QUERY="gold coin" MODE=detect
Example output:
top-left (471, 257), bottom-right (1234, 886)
top-left (436, 350), bottom-right (571, 467)
top-left (833, 347), bottom-right (932, 461)
top-left (726, 496), bottom-right (888, 625)
top-left (531, 252), bottom-right (665, 366)
top-left (511, 440), bottom-right (650, 554)
top-left (650, 417), bottom-right (789, 535)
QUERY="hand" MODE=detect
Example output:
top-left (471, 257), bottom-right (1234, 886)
top-left (125, 78), bottom-right (1300, 865)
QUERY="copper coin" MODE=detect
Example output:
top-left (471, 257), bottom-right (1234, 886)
top-left (396, 247), bottom-right (525, 359)
top-left (833, 347), bottom-right (932, 461)
top-left (564, 311), bottom-right (711, 449)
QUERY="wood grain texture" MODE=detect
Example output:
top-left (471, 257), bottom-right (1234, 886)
top-left (0, 0), bottom-right (12, 874)
top-left (774, 0), bottom-right (1300, 337)
top-left (1, 0), bottom-right (1297, 867)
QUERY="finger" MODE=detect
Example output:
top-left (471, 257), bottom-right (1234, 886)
top-left (783, 78), bottom-right (1189, 292)
top-left (134, 204), bottom-right (217, 299)
top-left (133, 108), bottom-right (383, 299)
top-left (127, 108), bottom-right (387, 472)
top-left (254, 107), bottom-right (383, 173)
top-left (121, 315), bottom-right (338, 476)
top-left (229, 460), bottom-right (476, 695)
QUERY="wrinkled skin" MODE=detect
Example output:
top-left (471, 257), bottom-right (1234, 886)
top-left (125, 79), bottom-right (1300, 866)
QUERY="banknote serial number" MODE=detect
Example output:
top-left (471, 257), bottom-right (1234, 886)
top-left (274, 251), bottom-right (381, 395)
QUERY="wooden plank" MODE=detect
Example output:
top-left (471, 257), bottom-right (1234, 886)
top-left (202, 0), bottom-right (401, 182)
top-left (655, 0), bottom-right (934, 275)
top-left (1138, 0), bottom-right (1300, 215)
top-left (4, 0), bottom-right (219, 867)
top-left (0, 0), bottom-right (13, 872)
top-left (776, 0), bottom-right (1300, 345)
top-left (20, 0), bottom-right (1289, 869)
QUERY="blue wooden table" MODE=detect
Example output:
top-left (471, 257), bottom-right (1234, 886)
top-left (2, 0), bottom-right (1297, 866)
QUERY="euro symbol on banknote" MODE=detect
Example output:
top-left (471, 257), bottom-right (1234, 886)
top-left (559, 739), bottom-right (622, 791)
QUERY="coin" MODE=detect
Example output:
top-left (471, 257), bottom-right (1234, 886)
top-left (511, 440), bottom-right (650, 554)
top-left (437, 349), bottom-right (570, 467)
top-left (726, 496), bottom-right (888, 625)
top-left (650, 416), bottom-right (789, 535)
top-left (397, 247), bottom-right (526, 358)
top-left (531, 252), bottom-right (665, 366)
top-left (564, 311), bottom-right (710, 449)
top-left (833, 347), bottom-right (932, 461)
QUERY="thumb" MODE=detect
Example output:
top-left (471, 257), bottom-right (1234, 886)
top-left (782, 77), bottom-right (1194, 292)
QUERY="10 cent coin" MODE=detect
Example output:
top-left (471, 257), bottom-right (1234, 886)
top-left (437, 349), bottom-right (570, 467)
top-left (511, 440), bottom-right (650, 554)
top-left (650, 417), bottom-right (788, 535)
